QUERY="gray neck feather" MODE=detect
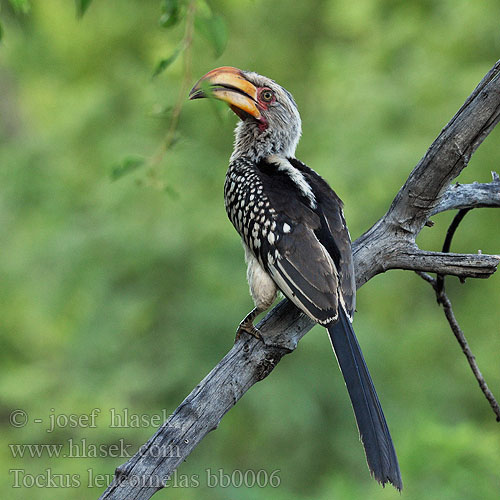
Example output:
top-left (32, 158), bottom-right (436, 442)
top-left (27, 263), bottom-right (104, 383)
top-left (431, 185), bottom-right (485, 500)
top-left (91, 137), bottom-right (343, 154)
top-left (230, 114), bottom-right (301, 163)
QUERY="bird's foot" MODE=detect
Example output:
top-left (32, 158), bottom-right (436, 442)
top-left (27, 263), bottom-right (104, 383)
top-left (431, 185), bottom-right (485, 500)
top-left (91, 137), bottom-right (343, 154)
top-left (235, 321), bottom-right (264, 343)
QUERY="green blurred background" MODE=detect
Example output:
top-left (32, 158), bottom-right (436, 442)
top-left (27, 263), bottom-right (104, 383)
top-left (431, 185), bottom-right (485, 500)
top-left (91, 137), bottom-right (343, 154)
top-left (1, 1), bottom-right (500, 498)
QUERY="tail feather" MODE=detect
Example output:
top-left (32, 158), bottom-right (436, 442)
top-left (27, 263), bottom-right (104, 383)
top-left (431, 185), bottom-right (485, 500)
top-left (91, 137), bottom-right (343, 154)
top-left (327, 308), bottom-right (402, 490)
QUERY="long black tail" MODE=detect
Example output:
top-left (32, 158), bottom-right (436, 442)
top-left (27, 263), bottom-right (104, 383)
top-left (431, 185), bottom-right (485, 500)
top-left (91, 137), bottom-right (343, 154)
top-left (327, 308), bottom-right (402, 490)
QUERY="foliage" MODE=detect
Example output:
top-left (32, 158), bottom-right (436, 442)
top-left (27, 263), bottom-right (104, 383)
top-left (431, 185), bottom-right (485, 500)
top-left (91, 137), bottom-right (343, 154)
top-left (194, 10), bottom-right (227, 58)
top-left (1, 1), bottom-right (500, 499)
top-left (153, 46), bottom-right (182, 78)
top-left (109, 156), bottom-right (146, 181)
top-left (7, 0), bottom-right (31, 14)
top-left (75, 0), bottom-right (94, 18)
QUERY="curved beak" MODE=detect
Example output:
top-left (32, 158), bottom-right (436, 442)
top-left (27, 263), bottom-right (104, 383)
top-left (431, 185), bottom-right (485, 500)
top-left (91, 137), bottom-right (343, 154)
top-left (189, 66), bottom-right (261, 120)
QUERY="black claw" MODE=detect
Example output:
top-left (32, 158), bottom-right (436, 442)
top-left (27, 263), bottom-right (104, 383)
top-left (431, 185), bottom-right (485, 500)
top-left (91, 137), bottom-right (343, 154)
top-left (235, 322), bottom-right (264, 343)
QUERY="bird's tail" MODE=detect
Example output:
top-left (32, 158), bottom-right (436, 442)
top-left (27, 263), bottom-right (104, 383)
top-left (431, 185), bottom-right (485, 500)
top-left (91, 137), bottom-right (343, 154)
top-left (327, 308), bottom-right (402, 490)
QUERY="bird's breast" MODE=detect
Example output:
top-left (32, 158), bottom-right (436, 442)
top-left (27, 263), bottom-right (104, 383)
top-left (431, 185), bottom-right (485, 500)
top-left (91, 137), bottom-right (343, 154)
top-left (224, 161), bottom-right (279, 258)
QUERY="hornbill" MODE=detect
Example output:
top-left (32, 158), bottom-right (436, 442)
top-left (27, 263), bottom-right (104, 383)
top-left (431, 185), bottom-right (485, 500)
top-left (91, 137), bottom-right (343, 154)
top-left (189, 66), bottom-right (402, 490)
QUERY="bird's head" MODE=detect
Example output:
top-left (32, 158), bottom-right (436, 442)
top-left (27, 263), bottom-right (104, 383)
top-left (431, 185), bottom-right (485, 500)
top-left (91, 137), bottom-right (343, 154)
top-left (189, 66), bottom-right (301, 161)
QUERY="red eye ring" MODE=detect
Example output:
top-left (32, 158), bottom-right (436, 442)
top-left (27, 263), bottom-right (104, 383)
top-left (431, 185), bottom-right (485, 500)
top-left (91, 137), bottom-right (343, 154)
top-left (260, 88), bottom-right (274, 103)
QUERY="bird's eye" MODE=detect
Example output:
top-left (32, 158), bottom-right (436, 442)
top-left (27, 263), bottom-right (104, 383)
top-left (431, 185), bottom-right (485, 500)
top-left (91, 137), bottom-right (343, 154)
top-left (260, 89), bottom-right (274, 103)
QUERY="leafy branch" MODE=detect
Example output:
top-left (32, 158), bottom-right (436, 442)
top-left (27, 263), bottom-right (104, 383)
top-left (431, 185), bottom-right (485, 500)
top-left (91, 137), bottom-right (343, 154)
top-left (75, 0), bottom-right (94, 18)
top-left (0, 0), bottom-right (227, 184)
top-left (149, 0), bottom-right (197, 175)
top-left (0, 1), bottom-right (92, 41)
top-left (0, 0), bottom-right (30, 41)
top-left (111, 0), bottom-right (228, 188)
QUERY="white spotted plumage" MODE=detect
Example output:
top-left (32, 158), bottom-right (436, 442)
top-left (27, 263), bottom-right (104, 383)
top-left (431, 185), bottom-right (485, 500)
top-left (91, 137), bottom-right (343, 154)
top-left (224, 157), bottom-right (278, 262)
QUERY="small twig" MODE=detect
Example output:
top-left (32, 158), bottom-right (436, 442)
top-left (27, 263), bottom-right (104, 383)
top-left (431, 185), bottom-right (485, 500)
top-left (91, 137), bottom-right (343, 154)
top-left (147, 0), bottom-right (197, 187)
top-left (436, 208), bottom-right (471, 291)
top-left (418, 209), bottom-right (500, 421)
top-left (154, 0), bottom-right (196, 160)
top-left (437, 290), bottom-right (500, 422)
top-left (415, 271), bottom-right (436, 287)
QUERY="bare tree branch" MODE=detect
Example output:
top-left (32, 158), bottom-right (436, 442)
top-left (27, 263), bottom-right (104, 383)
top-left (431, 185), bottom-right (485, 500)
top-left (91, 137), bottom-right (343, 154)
top-left (416, 209), bottom-right (500, 422)
top-left (432, 172), bottom-right (500, 214)
top-left (98, 60), bottom-right (500, 500)
top-left (353, 59), bottom-right (500, 286)
top-left (387, 249), bottom-right (499, 278)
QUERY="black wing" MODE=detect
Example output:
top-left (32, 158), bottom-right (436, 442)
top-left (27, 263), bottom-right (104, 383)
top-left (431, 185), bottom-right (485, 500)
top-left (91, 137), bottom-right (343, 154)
top-left (254, 157), bottom-right (355, 324)
top-left (290, 158), bottom-right (355, 318)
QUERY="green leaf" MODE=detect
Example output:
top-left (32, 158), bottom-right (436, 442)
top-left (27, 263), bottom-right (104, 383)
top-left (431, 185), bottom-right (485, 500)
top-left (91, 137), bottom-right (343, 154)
top-left (0, 20), bottom-right (3, 42)
top-left (110, 157), bottom-right (146, 181)
top-left (195, 13), bottom-right (228, 58)
top-left (8, 0), bottom-right (30, 14)
top-left (148, 104), bottom-right (174, 119)
top-left (75, 0), bottom-right (94, 18)
top-left (164, 184), bottom-right (180, 199)
top-left (152, 47), bottom-right (182, 78)
top-left (160, 0), bottom-right (180, 29)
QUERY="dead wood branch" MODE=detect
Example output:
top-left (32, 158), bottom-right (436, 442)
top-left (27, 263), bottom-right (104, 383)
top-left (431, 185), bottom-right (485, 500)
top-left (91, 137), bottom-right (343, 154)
top-left (417, 209), bottom-right (500, 421)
